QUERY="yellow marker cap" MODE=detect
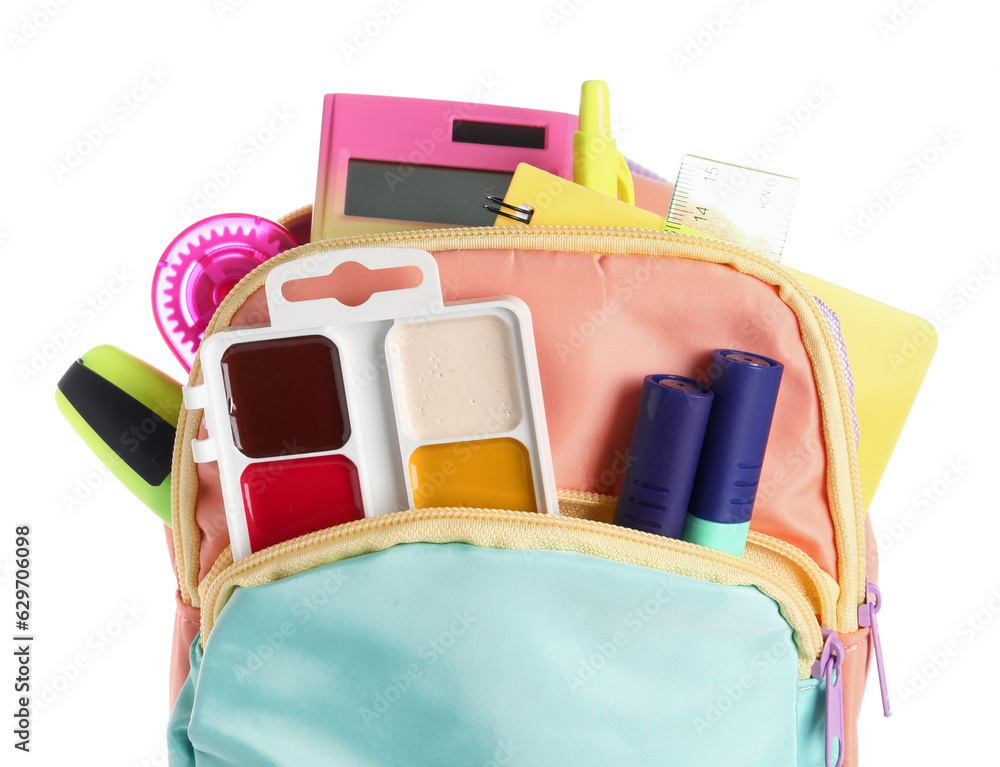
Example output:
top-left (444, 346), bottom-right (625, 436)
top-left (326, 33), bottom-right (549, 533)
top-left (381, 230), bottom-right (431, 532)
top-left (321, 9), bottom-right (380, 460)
top-left (579, 80), bottom-right (610, 137)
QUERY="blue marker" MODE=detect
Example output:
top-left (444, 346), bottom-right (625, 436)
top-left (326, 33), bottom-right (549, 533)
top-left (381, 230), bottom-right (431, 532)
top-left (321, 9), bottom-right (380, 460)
top-left (613, 375), bottom-right (714, 539)
top-left (683, 350), bottom-right (783, 557)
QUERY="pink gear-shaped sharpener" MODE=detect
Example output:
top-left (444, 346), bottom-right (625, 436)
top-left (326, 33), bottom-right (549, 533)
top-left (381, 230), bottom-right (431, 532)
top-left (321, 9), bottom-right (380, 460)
top-left (152, 214), bottom-right (300, 371)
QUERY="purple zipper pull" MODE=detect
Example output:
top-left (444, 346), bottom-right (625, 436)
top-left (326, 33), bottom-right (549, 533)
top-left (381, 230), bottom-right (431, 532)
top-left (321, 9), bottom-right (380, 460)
top-left (812, 628), bottom-right (845, 767)
top-left (858, 578), bottom-right (891, 717)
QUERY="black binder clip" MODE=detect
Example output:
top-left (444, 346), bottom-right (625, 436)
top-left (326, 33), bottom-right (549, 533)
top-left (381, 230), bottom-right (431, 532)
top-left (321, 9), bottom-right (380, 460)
top-left (483, 195), bottom-right (534, 224)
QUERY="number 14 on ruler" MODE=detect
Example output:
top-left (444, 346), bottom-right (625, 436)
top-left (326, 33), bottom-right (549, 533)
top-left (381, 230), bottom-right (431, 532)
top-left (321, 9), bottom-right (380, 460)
top-left (667, 155), bottom-right (799, 262)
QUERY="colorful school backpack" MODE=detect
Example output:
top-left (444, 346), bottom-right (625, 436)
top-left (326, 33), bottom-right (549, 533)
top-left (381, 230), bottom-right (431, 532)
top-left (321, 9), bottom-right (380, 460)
top-left (152, 202), bottom-right (931, 766)
top-left (56, 86), bottom-right (936, 766)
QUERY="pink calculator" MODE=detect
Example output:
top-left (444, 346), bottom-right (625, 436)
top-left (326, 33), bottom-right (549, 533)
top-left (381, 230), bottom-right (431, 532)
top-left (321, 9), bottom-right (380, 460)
top-left (311, 94), bottom-right (578, 241)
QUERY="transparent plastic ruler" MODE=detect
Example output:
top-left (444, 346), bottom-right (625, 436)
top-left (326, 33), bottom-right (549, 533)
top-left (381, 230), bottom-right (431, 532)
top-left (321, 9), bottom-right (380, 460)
top-left (665, 155), bottom-right (799, 261)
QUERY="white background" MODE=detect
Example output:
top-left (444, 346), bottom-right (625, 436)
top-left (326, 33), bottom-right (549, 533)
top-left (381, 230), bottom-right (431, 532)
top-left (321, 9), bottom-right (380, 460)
top-left (2, 0), bottom-right (997, 764)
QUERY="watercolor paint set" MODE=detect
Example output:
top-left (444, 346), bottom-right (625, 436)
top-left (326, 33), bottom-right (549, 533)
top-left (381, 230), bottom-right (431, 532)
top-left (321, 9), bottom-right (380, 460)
top-left (182, 246), bottom-right (557, 561)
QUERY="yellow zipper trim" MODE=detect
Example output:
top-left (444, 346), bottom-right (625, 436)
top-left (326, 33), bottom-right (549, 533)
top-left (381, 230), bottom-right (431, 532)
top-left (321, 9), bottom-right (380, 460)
top-left (553, 489), bottom-right (618, 520)
top-left (174, 225), bottom-right (864, 631)
top-left (198, 507), bottom-right (824, 679)
top-left (277, 204), bottom-right (312, 234)
top-left (553, 490), bottom-right (838, 627)
top-left (745, 530), bottom-right (839, 629)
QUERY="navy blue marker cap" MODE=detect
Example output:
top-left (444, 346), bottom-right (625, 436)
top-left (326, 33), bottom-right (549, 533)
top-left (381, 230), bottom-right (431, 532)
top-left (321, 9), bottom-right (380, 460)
top-left (613, 375), bottom-right (714, 539)
top-left (683, 350), bottom-right (783, 556)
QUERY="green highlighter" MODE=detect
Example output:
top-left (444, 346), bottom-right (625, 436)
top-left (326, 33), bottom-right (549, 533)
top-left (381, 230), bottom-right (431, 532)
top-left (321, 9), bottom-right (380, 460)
top-left (55, 346), bottom-right (182, 526)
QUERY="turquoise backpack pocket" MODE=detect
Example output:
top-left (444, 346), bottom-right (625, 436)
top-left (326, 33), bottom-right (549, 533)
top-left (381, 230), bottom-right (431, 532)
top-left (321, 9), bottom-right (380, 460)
top-left (169, 512), bottom-right (829, 766)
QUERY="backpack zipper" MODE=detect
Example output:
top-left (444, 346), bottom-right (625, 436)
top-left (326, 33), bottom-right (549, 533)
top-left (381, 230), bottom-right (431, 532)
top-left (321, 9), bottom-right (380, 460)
top-left (173, 225), bottom-right (864, 633)
top-left (196, 489), bottom-right (839, 632)
top-left (812, 629), bottom-right (846, 767)
top-left (858, 578), bottom-right (891, 717)
top-left (556, 490), bottom-right (839, 628)
top-left (197, 504), bottom-right (825, 680)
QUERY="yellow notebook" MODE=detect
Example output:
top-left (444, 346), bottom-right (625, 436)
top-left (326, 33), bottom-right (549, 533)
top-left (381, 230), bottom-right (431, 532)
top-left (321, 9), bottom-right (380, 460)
top-left (789, 269), bottom-right (937, 511)
top-left (492, 163), bottom-right (666, 229)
